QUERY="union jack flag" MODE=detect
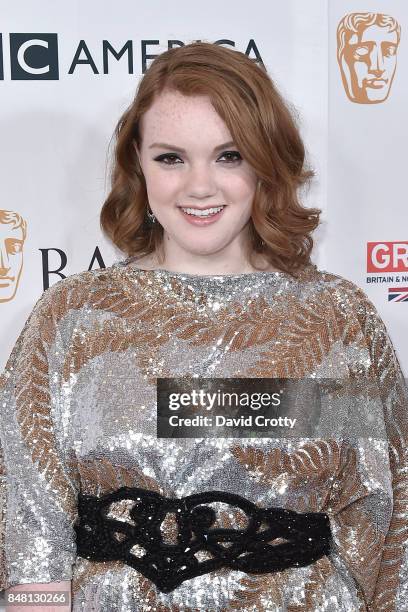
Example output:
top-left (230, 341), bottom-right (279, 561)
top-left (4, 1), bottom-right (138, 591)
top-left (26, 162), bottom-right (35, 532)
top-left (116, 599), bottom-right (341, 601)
top-left (388, 287), bottom-right (408, 302)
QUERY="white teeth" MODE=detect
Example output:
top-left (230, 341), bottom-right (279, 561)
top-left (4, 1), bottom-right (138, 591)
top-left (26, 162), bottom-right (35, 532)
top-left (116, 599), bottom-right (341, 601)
top-left (181, 206), bottom-right (224, 217)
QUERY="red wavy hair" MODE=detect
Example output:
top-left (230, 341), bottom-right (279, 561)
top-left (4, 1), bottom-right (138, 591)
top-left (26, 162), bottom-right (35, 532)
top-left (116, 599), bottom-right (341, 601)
top-left (100, 41), bottom-right (321, 276)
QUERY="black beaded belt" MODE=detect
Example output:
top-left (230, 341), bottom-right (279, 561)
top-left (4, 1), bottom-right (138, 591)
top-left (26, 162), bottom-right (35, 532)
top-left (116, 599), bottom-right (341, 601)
top-left (74, 487), bottom-right (332, 593)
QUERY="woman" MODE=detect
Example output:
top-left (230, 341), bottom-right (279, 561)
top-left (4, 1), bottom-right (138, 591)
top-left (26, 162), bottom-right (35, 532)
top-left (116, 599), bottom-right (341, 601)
top-left (1, 41), bottom-right (407, 611)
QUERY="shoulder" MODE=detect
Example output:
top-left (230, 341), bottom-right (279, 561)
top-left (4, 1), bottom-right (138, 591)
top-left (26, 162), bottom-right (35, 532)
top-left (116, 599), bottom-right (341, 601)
top-left (299, 264), bottom-right (375, 313)
top-left (307, 266), bottom-right (400, 365)
top-left (304, 268), bottom-right (407, 382)
top-left (0, 264), bottom-right (124, 386)
top-left (2, 264), bottom-right (125, 365)
top-left (35, 262), bottom-right (122, 317)
top-left (296, 265), bottom-right (389, 347)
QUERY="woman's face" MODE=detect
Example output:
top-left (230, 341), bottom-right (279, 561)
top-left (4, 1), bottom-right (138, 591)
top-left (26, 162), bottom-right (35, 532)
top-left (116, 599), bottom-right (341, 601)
top-left (136, 89), bottom-right (258, 266)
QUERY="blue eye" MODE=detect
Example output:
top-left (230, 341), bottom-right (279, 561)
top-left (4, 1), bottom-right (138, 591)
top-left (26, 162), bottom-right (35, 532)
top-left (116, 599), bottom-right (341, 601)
top-left (153, 151), bottom-right (242, 165)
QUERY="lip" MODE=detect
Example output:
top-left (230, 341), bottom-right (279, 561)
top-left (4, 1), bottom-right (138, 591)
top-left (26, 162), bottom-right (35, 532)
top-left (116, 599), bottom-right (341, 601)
top-left (179, 205), bottom-right (226, 210)
top-left (179, 205), bottom-right (226, 225)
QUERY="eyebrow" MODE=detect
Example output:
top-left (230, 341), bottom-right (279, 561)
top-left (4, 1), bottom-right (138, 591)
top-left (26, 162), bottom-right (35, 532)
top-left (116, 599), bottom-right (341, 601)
top-left (148, 141), bottom-right (236, 153)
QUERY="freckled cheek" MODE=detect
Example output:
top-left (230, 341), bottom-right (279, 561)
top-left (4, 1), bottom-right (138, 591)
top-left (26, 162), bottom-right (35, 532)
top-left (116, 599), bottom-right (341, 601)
top-left (146, 169), bottom-right (181, 202)
top-left (223, 176), bottom-right (256, 203)
top-left (145, 167), bottom-right (255, 204)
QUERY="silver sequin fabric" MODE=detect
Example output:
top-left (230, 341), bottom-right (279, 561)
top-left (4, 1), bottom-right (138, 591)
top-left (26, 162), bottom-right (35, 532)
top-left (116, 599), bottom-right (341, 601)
top-left (0, 255), bottom-right (407, 611)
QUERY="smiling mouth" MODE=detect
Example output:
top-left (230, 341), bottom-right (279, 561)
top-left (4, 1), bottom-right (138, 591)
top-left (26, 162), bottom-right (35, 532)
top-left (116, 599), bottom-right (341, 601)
top-left (178, 205), bottom-right (227, 225)
top-left (179, 205), bottom-right (226, 217)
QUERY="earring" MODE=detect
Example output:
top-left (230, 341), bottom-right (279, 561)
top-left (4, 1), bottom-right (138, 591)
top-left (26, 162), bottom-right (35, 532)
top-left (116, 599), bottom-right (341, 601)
top-left (146, 204), bottom-right (156, 224)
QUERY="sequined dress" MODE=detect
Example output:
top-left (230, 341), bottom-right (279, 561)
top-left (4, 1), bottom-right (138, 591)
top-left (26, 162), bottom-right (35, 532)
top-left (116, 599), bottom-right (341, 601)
top-left (0, 256), bottom-right (407, 611)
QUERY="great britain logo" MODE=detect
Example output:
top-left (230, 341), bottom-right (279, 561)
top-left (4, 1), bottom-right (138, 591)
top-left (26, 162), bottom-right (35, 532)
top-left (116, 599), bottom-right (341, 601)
top-left (388, 287), bottom-right (408, 302)
top-left (366, 241), bottom-right (408, 301)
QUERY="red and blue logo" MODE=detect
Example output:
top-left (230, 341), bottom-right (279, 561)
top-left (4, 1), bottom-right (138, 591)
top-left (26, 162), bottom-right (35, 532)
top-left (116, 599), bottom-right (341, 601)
top-left (388, 287), bottom-right (408, 302)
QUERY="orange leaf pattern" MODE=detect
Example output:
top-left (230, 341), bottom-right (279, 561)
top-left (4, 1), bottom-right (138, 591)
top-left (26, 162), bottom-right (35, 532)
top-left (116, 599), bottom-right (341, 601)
top-left (0, 258), bottom-right (406, 612)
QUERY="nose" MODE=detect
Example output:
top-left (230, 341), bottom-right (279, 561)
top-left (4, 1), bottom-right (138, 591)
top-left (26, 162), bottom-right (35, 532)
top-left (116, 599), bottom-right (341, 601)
top-left (184, 163), bottom-right (217, 200)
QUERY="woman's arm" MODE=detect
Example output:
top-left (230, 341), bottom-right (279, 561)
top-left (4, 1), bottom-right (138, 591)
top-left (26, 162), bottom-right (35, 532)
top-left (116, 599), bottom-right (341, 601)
top-left (333, 281), bottom-right (408, 610)
top-left (5, 581), bottom-right (71, 612)
top-left (0, 282), bottom-right (79, 594)
top-left (361, 302), bottom-right (408, 611)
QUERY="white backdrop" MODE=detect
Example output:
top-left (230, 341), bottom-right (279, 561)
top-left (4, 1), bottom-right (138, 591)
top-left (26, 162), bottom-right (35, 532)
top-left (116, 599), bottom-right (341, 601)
top-left (0, 0), bottom-right (329, 376)
top-left (327, 0), bottom-right (407, 368)
top-left (1, 2), bottom-right (406, 377)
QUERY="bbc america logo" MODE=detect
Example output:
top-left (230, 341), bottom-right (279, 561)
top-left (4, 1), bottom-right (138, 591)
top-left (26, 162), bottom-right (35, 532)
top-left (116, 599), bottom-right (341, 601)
top-left (0, 33), bottom-right (59, 79)
top-left (0, 34), bottom-right (262, 80)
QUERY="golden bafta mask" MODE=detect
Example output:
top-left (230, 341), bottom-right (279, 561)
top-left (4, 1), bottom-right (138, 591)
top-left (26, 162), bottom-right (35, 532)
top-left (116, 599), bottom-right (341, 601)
top-left (0, 210), bottom-right (27, 303)
top-left (337, 12), bottom-right (401, 104)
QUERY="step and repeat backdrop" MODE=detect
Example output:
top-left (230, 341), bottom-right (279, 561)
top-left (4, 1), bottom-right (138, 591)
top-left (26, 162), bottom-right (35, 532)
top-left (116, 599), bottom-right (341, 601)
top-left (1, 3), bottom-right (406, 380)
top-left (1, 1), bottom-right (406, 370)
top-left (328, 0), bottom-right (407, 372)
top-left (0, 0), bottom-right (407, 602)
top-left (1, 0), bottom-right (330, 367)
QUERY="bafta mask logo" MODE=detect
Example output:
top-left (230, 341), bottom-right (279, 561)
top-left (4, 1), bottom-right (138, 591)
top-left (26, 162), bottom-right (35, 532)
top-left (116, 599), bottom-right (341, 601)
top-left (0, 210), bottom-right (27, 303)
top-left (337, 12), bottom-right (401, 104)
